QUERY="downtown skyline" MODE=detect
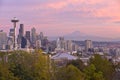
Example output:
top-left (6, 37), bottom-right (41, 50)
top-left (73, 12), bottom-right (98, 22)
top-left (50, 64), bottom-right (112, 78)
top-left (0, 0), bottom-right (120, 38)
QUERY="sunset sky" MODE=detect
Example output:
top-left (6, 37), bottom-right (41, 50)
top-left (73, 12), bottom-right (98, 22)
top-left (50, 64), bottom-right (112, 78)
top-left (0, 0), bottom-right (120, 38)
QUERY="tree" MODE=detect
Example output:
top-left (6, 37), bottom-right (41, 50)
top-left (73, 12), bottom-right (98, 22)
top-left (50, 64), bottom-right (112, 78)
top-left (84, 64), bottom-right (104, 80)
top-left (112, 62), bottom-right (120, 80)
top-left (56, 65), bottom-right (85, 80)
top-left (89, 54), bottom-right (114, 80)
top-left (32, 50), bottom-right (50, 80)
top-left (8, 50), bottom-right (34, 80)
top-left (67, 59), bottom-right (85, 71)
top-left (0, 62), bottom-right (19, 80)
top-left (8, 50), bottom-right (51, 80)
top-left (93, 71), bottom-right (104, 80)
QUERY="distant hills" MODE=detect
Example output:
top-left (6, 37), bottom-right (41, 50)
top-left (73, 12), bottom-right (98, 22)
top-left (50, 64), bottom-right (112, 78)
top-left (48, 31), bottom-right (120, 41)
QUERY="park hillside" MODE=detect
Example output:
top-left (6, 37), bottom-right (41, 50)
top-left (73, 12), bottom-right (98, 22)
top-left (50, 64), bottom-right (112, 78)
top-left (0, 50), bottom-right (119, 80)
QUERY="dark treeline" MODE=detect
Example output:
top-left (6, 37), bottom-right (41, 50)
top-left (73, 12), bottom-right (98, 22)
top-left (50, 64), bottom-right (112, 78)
top-left (0, 50), bottom-right (119, 80)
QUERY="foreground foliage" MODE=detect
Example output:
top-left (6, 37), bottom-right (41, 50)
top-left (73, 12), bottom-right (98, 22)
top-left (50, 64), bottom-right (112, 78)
top-left (0, 51), bottom-right (118, 80)
top-left (56, 65), bottom-right (85, 80)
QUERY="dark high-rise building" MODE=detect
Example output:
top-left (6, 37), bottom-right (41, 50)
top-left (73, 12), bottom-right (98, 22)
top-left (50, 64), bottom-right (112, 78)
top-left (18, 24), bottom-right (24, 48)
top-left (21, 37), bottom-right (27, 48)
top-left (25, 31), bottom-right (31, 42)
top-left (39, 32), bottom-right (44, 40)
top-left (19, 24), bottom-right (24, 37)
top-left (42, 36), bottom-right (49, 51)
top-left (85, 40), bottom-right (93, 52)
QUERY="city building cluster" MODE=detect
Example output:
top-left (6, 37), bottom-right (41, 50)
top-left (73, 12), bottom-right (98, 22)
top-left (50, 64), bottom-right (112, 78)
top-left (0, 24), bottom-right (49, 51)
top-left (0, 22), bottom-right (79, 53)
top-left (0, 18), bottom-right (120, 65)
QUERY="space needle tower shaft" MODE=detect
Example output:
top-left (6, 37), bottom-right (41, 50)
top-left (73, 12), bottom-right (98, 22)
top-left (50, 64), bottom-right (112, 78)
top-left (11, 17), bottom-right (19, 50)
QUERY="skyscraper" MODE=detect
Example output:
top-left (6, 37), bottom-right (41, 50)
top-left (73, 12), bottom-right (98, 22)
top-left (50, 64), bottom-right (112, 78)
top-left (0, 30), bottom-right (7, 49)
top-left (39, 32), bottom-right (44, 40)
top-left (26, 39), bottom-right (31, 48)
top-left (31, 27), bottom-right (36, 46)
top-left (19, 24), bottom-right (24, 37)
top-left (7, 29), bottom-right (14, 49)
top-left (25, 31), bottom-right (31, 42)
top-left (21, 36), bottom-right (27, 48)
top-left (9, 28), bottom-right (14, 37)
top-left (56, 37), bottom-right (65, 51)
top-left (72, 44), bottom-right (79, 51)
top-left (7, 37), bottom-right (13, 50)
top-left (65, 40), bottom-right (73, 52)
top-left (18, 24), bottom-right (24, 48)
top-left (85, 40), bottom-right (93, 52)
top-left (38, 32), bottom-right (44, 47)
top-left (36, 40), bottom-right (42, 49)
top-left (42, 36), bottom-right (49, 47)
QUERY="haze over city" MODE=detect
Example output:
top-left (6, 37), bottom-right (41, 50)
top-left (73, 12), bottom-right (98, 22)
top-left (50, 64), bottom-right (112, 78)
top-left (0, 0), bottom-right (120, 38)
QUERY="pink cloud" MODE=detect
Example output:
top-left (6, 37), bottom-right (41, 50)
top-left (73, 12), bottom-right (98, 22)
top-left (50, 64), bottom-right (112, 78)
top-left (93, 1), bottom-right (120, 22)
top-left (39, 0), bottom-right (105, 10)
top-left (1, 0), bottom-right (120, 38)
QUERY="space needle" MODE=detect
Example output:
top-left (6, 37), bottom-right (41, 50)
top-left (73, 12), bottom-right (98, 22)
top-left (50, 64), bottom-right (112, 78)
top-left (11, 17), bottom-right (19, 50)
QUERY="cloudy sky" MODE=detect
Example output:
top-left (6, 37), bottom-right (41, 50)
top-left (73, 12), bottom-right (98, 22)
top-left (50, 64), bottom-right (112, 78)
top-left (0, 0), bottom-right (120, 38)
